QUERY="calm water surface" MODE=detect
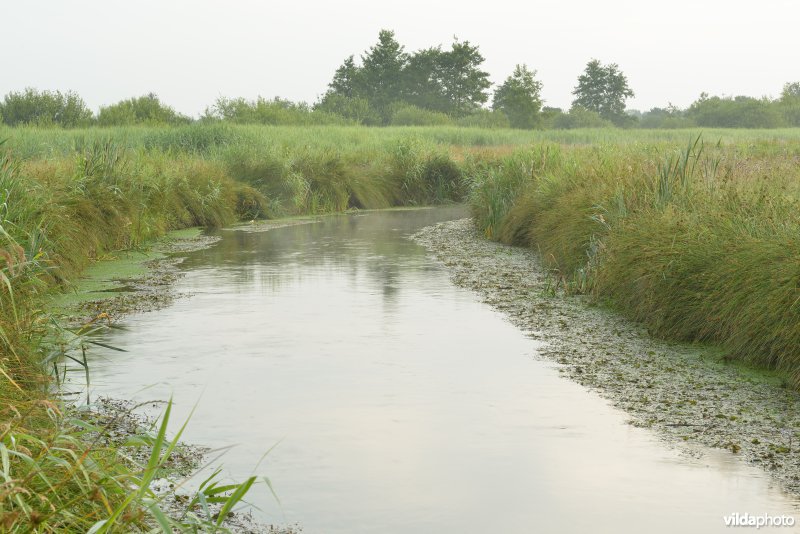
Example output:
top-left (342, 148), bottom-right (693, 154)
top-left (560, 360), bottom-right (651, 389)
top-left (81, 207), bottom-right (798, 533)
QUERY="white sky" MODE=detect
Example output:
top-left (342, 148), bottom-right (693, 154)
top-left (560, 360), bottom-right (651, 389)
top-left (3, 0), bottom-right (798, 117)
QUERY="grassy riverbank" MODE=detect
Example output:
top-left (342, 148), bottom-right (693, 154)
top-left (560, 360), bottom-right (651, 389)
top-left (0, 147), bottom-right (247, 531)
top-left (2, 123), bottom-right (800, 530)
top-left (0, 126), bottom-right (468, 531)
top-left (468, 137), bottom-right (800, 381)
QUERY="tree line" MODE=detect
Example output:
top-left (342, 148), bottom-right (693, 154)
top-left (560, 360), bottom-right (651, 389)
top-left (2, 30), bottom-right (799, 130)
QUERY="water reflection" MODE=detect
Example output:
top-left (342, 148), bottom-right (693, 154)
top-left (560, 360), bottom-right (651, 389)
top-left (80, 207), bottom-right (798, 533)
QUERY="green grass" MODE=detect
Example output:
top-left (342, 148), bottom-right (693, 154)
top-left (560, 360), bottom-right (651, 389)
top-left (468, 134), bottom-right (800, 382)
top-left (6, 123), bottom-right (800, 159)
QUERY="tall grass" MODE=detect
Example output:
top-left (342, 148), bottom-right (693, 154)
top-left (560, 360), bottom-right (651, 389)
top-left (0, 138), bottom-right (273, 530)
top-left (6, 123), bottom-right (800, 159)
top-left (469, 136), bottom-right (800, 381)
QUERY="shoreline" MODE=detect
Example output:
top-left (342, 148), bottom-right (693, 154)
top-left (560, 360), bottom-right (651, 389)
top-left (57, 219), bottom-right (320, 326)
top-left (58, 222), bottom-right (309, 533)
top-left (77, 397), bottom-right (300, 533)
top-left (412, 218), bottom-right (800, 498)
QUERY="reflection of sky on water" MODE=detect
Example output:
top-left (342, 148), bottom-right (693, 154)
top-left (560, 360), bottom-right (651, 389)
top-left (78, 207), bottom-right (798, 534)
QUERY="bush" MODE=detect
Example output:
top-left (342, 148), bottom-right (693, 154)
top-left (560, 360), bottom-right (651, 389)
top-left (640, 107), bottom-right (696, 129)
top-left (456, 109), bottom-right (511, 129)
top-left (98, 93), bottom-right (191, 126)
top-left (687, 94), bottom-right (785, 128)
top-left (0, 88), bottom-right (93, 127)
top-left (553, 107), bottom-right (614, 129)
top-left (208, 96), bottom-right (350, 126)
top-left (313, 94), bottom-right (382, 125)
top-left (390, 104), bottom-right (453, 126)
top-left (778, 83), bottom-right (800, 127)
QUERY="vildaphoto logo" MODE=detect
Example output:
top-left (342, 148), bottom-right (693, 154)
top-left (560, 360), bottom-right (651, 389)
top-left (723, 512), bottom-right (795, 529)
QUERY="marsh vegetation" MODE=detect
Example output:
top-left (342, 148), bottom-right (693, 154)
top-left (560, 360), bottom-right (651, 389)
top-left (1, 122), bottom-right (800, 530)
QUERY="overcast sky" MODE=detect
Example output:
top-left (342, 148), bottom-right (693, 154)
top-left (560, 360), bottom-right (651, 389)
top-left (3, 0), bottom-right (798, 117)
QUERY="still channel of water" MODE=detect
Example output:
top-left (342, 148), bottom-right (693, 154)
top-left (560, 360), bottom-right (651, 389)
top-left (80, 206), bottom-right (798, 533)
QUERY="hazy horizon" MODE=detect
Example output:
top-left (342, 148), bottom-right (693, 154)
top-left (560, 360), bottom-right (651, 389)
top-left (4, 0), bottom-right (798, 117)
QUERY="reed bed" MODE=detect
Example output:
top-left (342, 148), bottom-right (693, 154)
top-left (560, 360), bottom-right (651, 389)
top-left (468, 136), bottom-right (800, 382)
top-left (5, 123), bottom-right (800, 159)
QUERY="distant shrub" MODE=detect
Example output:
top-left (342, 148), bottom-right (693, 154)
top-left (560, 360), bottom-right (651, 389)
top-left (314, 94), bottom-right (382, 125)
top-left (456, 109), bottom-right (510, 129)
top-left (208, 96), bottom-right (351, 126)
top-left (539, 107), bottom-right (564, 129)
top-left (687, 94), bottom-right (785, 128)
top-left (390, 104), bottom-right (453, 126)
top-left (0, 88), bottom-right (93, 127)
top-left (640, 107), bottom-right (696, 129)
top-left (553, 107), bottom-right (614, 129)
top-left (778, 82), bottom-right (800, 127)
top-left (98, 93), bottom-right (191, 126)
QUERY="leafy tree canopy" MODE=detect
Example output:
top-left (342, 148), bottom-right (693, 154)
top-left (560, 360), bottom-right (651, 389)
top-left (781, 82), bottom-right (800, 100)
top-left (359, 30), bottom-right (407, 117)
top-left (492, 64), bottom-right (543, 129)
top-left (322, 31), bottom-right (491, 123)
top-left (436, 39), bottom-right (491, 116)
top-left (779, 82), bottom-right (800, 126)
top-left (571, 59), bottom-right (634, 124)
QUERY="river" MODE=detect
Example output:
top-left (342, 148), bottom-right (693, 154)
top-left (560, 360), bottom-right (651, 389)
top-left (79, 207), bottom-right (798, 533)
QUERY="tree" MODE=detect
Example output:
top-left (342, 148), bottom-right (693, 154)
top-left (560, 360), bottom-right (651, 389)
top-left (401, 47), bottom-right (450, 113)
top-left (319, 54), bottom-right (379, 124)
top-left (782, 82), bottom-right (800, 99)
top-left (401, 40), bottom-right (491, 117)
top-left (571, 59), bottom-right (634, 124)
top-left (328, 55), bottom-right (362, 99)
top-left (435, 39), bottom-right (491, 117)
top-left (492, 64), bottom-right (543, 129)
top-left (359, 29), bottom-right (408, 120)
top-left (320, 31), bottom-right (492, 122)
top-left (322, 30), bottom-right (408, 123)
top-left (779, 82), bottom-right (800, 126)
